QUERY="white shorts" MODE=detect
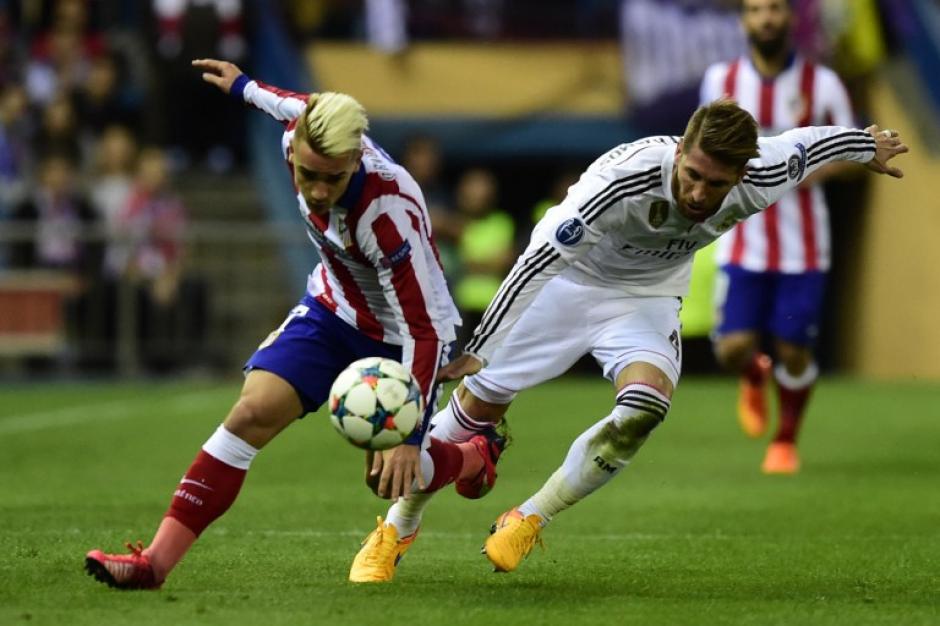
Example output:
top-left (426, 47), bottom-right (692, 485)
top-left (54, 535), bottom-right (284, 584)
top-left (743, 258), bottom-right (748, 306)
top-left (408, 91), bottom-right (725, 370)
top-left (465, 276), bottom-right (683, 404)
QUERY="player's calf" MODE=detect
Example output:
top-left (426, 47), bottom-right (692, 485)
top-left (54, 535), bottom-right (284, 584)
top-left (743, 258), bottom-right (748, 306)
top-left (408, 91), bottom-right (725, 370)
top-left (595, 384), bottom-right (670, 463)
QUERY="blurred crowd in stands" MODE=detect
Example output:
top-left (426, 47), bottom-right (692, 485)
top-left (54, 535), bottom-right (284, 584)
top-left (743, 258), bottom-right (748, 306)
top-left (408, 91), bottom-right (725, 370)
top-left (0, 0), bottom-right (248, 373)
top-left (0, 0), bottom-right (896, 376)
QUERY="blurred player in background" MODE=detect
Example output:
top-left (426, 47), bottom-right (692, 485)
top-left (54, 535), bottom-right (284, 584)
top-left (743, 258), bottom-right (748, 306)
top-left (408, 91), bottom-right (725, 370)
top-left (702, 0), bottom-right (857, 474)
top-left (398, 100), bottom-right (904, 574)
top-left (84, 59), bottom-right (505, 589)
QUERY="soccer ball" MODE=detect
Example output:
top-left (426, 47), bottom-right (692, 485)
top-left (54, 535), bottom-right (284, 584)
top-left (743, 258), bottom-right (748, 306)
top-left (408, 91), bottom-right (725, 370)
top-left (328, 357), bottom-right (424, 450)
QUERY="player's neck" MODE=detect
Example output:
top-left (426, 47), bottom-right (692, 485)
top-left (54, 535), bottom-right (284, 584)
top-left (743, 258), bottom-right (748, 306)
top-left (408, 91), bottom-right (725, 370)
top-left (749, 48), bottom-right (791, 79)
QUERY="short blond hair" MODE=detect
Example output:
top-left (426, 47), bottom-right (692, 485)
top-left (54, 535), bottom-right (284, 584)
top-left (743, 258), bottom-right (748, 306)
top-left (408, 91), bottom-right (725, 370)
top-left (293, 92), bottom-right (369, 157)
top-left (683, 98), bottom-right (759, 169)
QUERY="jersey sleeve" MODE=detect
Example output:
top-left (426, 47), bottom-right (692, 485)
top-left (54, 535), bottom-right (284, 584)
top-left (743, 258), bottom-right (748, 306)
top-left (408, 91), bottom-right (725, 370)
top-left (359, 202), bottom-right (446, 445)
top-left (230, 74), bottom-right (309, 124)
top-left (462, 163), bottom-right (638, 364)
top-left (741, 126), bottom-right (875, 209)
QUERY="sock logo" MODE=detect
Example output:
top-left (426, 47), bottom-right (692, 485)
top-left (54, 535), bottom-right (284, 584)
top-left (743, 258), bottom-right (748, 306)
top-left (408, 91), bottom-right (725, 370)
top-left (593, 455), bottom-right (618, 474)
top-left (173, 488), bottom-right (203, 507)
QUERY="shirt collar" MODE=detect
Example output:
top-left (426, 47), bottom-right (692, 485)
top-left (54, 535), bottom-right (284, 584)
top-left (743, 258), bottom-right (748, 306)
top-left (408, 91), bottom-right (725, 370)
top-left (335, 162), bottom-right (366, 211)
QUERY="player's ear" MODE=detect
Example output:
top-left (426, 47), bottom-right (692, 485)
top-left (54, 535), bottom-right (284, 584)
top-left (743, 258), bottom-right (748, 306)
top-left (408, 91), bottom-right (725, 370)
top-left (675, 139), bottom-right (684, 159)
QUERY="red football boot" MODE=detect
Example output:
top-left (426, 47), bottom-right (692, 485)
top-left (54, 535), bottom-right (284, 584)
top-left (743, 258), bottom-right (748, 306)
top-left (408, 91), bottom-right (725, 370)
top-left (455, 428), bottom-right (507, 499)
top-left (85, 541), bottom-right (162, 590)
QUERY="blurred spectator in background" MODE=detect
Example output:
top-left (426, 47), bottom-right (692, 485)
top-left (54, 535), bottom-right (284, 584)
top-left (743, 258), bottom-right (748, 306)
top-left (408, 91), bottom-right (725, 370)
top-left (150, 0), bottom-right (246, 171)
top-left (0, 82), bottom-right (30, 219)
top-left (400, 134), bottom-right (461, 282)
top-left (783, 0), bottom-right (886, 121)
top-left (620, 0), bottom-right (744, 134)
top-left (33, 92), bottom-right (82, 163)
top-left (105, 147), bottom-right (206, 372)
top-left (25, 0), bottom-right (104, 107)
top-left (10, 151), bottom-right (100, 276)
top-left (154, 0), bottom-right (246, 61)
top-left (530, 168), bottom-right (580, 226)
top-left (0, 7), bottom-right (25, 87)
top-left (72, 52), bottom-right (141, 139)
top-left (9, 151), bottom-right (103, 367)
top-left (453, 167), bottom-right (514, 348)
top-left (702, 0), bottom-right (859, 474)
top-left (365, 0), bottom-right (409, 54)
top-left (89, 124), bottom-right (138, 228)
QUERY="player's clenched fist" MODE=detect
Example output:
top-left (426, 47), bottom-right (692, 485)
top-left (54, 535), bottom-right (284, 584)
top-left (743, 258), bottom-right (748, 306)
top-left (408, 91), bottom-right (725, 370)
top-left (192, 58), bottom-right (243, 94)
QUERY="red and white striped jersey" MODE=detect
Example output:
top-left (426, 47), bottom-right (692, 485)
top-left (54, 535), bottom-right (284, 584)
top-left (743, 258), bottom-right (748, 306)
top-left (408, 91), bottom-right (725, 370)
top-left (700, 55), bottom-right (855, 273)
top-left (235, 77), bottom-right (460, 401)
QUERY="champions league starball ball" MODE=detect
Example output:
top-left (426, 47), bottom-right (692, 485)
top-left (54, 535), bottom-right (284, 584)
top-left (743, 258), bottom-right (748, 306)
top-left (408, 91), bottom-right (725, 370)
top-left (328, 357), bottom-right (424, 450)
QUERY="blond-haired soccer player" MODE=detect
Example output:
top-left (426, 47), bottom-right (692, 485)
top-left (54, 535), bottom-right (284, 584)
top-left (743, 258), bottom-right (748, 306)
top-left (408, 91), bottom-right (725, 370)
top-left (84, 59), bottom-right (506, 589)
top-left (355, 99), bottom-right (907, 575)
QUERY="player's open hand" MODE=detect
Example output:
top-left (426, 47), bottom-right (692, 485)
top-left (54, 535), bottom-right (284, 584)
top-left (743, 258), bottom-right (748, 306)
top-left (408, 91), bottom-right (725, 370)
top-left (192, 58), bottom-right (243, 94)
top-left (437, 353), bottom-right (483, 382)
top-left (864, 125), bottom-right (909, 178)
top-left (370, 443), bottom-right (425, 500)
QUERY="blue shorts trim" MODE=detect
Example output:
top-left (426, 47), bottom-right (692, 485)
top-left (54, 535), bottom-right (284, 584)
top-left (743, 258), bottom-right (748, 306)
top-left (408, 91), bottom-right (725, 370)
top-left (716, 266), bottom-right (827, 346)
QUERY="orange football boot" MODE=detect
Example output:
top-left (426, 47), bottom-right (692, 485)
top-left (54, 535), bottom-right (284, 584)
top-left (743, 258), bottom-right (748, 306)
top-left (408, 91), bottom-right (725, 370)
top-left (738, 353), bottom-right (772, 438)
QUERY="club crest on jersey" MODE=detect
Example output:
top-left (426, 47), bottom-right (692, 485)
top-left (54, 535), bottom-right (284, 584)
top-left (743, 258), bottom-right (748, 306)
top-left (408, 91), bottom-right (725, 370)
top-left (648, 201), bottom-right (669, 228)
top-left (788, 143), bottom-right (807, 181)
top-left (555, 218), bottom-right (584, 246)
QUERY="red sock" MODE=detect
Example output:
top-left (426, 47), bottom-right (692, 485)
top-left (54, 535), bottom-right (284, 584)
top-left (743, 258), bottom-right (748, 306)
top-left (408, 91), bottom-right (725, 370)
top-left (424, 438), bottom-right (481, 492)
top-left (165, 450), bottom-right (247, 536)
top-left (143, 450), bottom-right (247, 580)
top-left (774, 382), bottom-right (813, 443)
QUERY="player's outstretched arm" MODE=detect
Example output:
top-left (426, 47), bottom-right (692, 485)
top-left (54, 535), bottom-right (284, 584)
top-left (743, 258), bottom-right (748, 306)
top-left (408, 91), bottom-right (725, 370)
top-left (192, 58), bottom-right (242, 94)
top-left (864, 125), bottom-right (909, 178)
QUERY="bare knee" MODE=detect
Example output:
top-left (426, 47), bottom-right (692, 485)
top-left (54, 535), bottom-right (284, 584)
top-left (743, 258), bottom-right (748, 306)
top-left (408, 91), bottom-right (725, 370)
top-left (223, 371), bottom-right (303, 448)
top-left (714, 332), bottom-right (760, 372)
top-left (774, 340), bottom-right (813, 377)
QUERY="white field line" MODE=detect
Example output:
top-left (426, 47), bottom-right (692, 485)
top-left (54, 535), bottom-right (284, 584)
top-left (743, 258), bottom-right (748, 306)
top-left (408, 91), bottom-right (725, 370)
top-left (0, 387), bottom-right (232, 436)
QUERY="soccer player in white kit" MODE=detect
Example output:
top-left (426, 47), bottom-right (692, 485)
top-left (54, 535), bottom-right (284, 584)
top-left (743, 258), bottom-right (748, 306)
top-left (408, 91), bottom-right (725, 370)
top-left (354, 98), bottom-right (908, 577)
top-left (702, 0), bottom-right (857, 474)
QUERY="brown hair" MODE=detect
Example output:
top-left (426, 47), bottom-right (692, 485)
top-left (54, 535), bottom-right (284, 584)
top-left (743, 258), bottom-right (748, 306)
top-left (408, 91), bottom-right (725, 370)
top-left (682, 98), bottom-right (760, 169)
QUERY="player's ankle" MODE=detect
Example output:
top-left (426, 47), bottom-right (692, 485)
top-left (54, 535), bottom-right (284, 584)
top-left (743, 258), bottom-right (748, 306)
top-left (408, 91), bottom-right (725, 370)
top-left (456, 440), bottom-right (484, 480)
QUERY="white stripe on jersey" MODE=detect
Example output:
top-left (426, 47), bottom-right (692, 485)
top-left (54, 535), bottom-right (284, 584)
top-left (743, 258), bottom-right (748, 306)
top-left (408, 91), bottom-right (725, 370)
top-left (701, 55), bottom-right (854, 272)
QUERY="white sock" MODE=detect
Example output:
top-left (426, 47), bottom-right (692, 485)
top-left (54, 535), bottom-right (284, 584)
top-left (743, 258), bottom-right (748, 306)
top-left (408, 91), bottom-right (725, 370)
top-left (384, 438), bottom-right (435, 535)
top-left (385, 493), bottom-right (431, 537)
top-left (519, 385), bottom-right (670, 524)
top-left (774, 361), bottom-right (819, 390)
top-left (202, 425), bottom-right (259, 470)
top-left (428, 394), bottom-right (495, 443)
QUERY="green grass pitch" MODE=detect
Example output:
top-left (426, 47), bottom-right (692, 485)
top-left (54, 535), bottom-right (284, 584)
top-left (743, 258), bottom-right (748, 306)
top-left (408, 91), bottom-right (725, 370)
top-left (0, 376), bottom-right (937, 625)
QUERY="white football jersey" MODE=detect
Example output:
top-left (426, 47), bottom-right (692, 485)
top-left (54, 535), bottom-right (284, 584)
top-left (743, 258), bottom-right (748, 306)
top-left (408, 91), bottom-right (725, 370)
top-left (700, 55), bottom-right (855, 272)
top-left (464, 126), bottom-right (875, 363)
